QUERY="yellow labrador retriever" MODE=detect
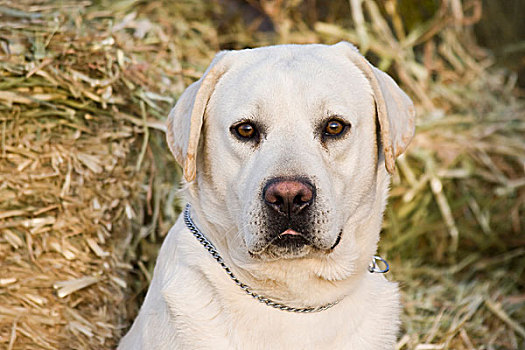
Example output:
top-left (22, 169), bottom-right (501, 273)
top-left (119, 41), bottom-right (415, 349)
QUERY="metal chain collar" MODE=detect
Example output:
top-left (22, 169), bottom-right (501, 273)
top-left (183, 203), bottom-right (389, 314)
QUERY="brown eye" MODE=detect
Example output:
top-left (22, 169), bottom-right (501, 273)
top-left (323, 118), bottom-right (349, 138)
top-left (232, 122), bottom-right (258, 140)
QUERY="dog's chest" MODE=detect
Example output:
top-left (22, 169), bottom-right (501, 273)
top-left (154, 224), bottom-right (400, 349)
top-left (221, 308), bottom-right (359, 349)
top-left (167, 274), bottom-right (400, 350)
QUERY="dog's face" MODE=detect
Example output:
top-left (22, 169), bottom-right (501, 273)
top-left (167, 42), bottom-right (415, 267)
top-left (204, 52), bottom-right (378, 261)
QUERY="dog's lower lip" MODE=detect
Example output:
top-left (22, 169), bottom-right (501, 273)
top-left (274, 234), bottom-right (309, 248)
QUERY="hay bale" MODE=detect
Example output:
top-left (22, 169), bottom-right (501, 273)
top-left (0, 109), bottom-right (134, 349)
top-left (0, 1), bottom-right (193, 347)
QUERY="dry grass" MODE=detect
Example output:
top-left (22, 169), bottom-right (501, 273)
top-left (0, 0), bottom-right (184, 347)
top-left (0, 0), bottom-right (523, 349)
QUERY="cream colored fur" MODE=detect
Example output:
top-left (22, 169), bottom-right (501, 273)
top-left (119, 42), bottom-right (415, 350)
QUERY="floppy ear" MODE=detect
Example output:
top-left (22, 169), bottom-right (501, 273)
top-left (166, 51), bottom-right (231, 182)
top-left (334, 41), bottom-right (416, 174)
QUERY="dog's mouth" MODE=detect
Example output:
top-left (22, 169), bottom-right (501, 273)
top-left (248, 228), bottom-right (342, 259)
top-left (273, 229), bottom-right (310, 249)
top-left (330, 230), bottom-right (343, 249)
top-left (249, 228), bottom-right (311, 254)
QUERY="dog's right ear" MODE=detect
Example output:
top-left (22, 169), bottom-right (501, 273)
top-left (166, 51), bottom-right (231, 182)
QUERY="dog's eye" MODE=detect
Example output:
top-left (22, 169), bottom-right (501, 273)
top-left (323, 118), bottom-right (350, 138)
top-left (232, 122), bottom-right (258, 141)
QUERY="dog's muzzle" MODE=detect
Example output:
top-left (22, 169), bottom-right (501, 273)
top-left (262, 177), bottom-right (317, 250)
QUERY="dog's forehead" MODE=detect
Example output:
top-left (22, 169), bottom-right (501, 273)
top-left (227, 44), bottom-right (368, 88)
top-left (211, 45), bottom-right (374, 123)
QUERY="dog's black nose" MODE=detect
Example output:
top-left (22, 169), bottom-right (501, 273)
top-left (263, 178), bottom-right (315, 216)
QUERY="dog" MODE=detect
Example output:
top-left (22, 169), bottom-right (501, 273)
top-left (119, 41), bottom-right (415, 349)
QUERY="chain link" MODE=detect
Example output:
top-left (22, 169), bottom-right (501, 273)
top-left (368, 255), bottom-right (390, 273)
top-left (183, 204), bottom-right (340, 313)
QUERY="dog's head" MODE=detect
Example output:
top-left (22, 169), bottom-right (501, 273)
top-left (167, 42), bottom-right (414, 269)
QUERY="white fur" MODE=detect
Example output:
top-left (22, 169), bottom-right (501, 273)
top-left (119, 42), bottom-right (414, 350)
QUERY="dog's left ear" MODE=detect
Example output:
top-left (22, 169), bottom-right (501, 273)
top-left (166, 51), bottom-right (232, 182)
top-left (333, 41), bottom-right (416, 174)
